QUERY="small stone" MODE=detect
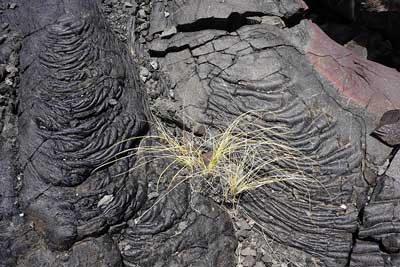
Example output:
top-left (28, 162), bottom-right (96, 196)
top-left (160, 26), bottom-right (177, 38)
top-left (242, 256), bottom-right (256, 267)
top-left (236, 219), bottom-right (251, 231)
top-left (5, 78), bottom-right (13, 86)
top-left (340, 204), bottom-right (347, 210)
top-left (137, 9), bottom-right (146, 19)
top-left (139, 37), bottom-right (146, 44)
top-left (164, 11), bottom-right (170, 17)
top-left (241, 247), bottom-right (257, 257)
top-left (141, 30), bottom-right (149, 37)
top-left (168, 89), bottom-right (175, 99)
top-left (261, 16), bottom-right (285, 28)
top-left (108, 98), bottom-right (118, 106)
top-left (247, 219), bottom-right (255, 228)
top-left (261, 254), bottom-right (271, 263)
top-left (150, 60), bottom-right (159, 70)
top-left (97, 194), bottom-right (114, 207)
top-left (19, 213), bottom-right (24, 217)
top-left (139, 22), bottom-right (150, 31)
top-left (177, 221), bottom-right (188, 231)
top-left (139, 66), bottom-right (150, 82)
top-left (9, 3), bottom-right (17, 9)
top-left (5, 65), bottom-right (18, 74)
top-left (237, 229), bottom-right (250, 241)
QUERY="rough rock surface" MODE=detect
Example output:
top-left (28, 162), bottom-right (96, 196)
top-left (139, 0), bottom-right (400, 266)
top-left (1, 0), bottom-right (400, 266)
top-left (0, 0), bottom-right (236, 266)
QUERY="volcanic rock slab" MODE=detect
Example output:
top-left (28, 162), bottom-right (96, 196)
top-left (141, 0), bottom-right (400, 266)
top-left (0, 0), bottom-right (236, 266)
top-left (1, 0), bottom-right (400, 266)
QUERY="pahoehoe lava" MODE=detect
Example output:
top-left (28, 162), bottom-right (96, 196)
top-left (1, 0), bottom-right (400, 266)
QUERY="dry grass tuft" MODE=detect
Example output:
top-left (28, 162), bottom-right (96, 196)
top-left (96, 110), bottom-right (319, 204)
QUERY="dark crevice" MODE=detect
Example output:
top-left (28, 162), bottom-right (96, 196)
top-left (150, 10), bottom-right (308, 58)
top-left (346, 229), bottom-right (358, 267)
top-left (149, 44), bottom-right (191, 58)
top-left (345, 201), bottom-right (367, 267)
top-left (176, 10), bottom-right (309, 33)
top-left (177, 12), bottom-right (266, 33)
top-left (282, 10), bottom-right (307, 28)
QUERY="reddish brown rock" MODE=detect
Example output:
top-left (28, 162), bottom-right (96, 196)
top-left (306, 21), bottom-right (400, 117)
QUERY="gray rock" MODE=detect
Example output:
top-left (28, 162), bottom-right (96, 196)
top-left (139, 22), bottom-right (150, 31)
top-left (97, 195), bottom-right (114, 207)
top-left (237, 229), bottom-right (250, 241)
top-left (261, 16), bottom-right (285, 28)
top-left (5, 65), bottom-right (18, 74)
top-left (137, 9), bottom-right (146, 19)
top-left (150, 60), bottom-right (159, 70)
top-left (139, 66), bottom-right (150, 82)
top-left (242, 255), bottom-right (256, 267)
top-left (160, 26), bottom-right (177, 39)
top-left (241, 247), bottom-right (257, 257)
top-left (261, 254), bottom-right (271, 263)
top-left (108, 98), bottom-right (118, 106)
top-left (236, 219), bottom-right (252, 231)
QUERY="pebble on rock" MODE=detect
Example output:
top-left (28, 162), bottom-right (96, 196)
top-left (150, 60), bottom-right (159, 70)
top-left (137, 9), bottom-right (146, 19)
top-left (97, 195), bottom-right (114, 207)
top-left (242, 255), bottom-right (256, 267)
top-left (241, 247), bottom-right (257, 257)
top-left (139, 66), bottom-right (150, 82)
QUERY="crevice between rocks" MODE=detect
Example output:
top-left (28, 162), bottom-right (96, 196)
top-left (149, 9), bottom-right (307, 58)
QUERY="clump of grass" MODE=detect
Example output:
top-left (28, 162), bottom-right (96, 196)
top-left (95, 110), bottom-right (319, 204)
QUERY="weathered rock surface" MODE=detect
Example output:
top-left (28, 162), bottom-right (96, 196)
top-left (140, 0), bottom-right (400, 266)
top-left (1, 0), bottom-right (400, 266)
top-left (0, 0), bottom-right (236, 266)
